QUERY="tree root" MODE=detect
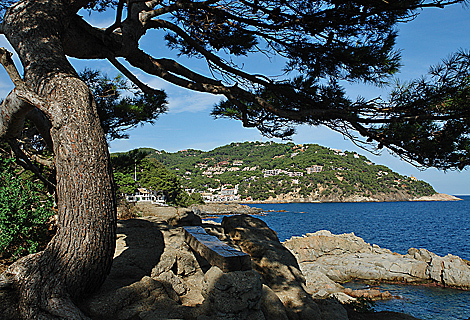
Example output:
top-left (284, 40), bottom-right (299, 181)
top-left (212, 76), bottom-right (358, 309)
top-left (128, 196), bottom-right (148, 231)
top-left (0, 253), bottom-right (91, 320)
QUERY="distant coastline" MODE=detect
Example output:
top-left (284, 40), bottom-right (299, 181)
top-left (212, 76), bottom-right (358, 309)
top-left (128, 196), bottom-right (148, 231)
top-left (235, 193), bottom-right (462, 204)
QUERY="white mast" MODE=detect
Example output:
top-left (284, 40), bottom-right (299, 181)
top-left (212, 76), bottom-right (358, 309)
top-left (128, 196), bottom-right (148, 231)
top-left (134, 158), bottom-right (137, 182)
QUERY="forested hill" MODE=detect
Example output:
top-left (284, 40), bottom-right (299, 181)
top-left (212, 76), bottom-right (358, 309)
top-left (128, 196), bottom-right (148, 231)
top-left (112, 141), bottom-right (436, 202)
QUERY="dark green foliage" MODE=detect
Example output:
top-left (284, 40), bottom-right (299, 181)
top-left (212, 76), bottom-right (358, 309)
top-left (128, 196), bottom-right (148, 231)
top-left (113, 171), bottom-right (136, 195)
top-left (378, 50), bottom-right (470, 170)
top-left (80, 69), bottom-right (168, 141)
top-left (111, 153), bottom-right (203, 207)
top-left (138, 158), bottom-right (181, 204)
top-left (200, 1), bottom-right (469, 170)
top-left (82, 0), bottom-right (118, 12)
top-left (113, 141), bottom-right (436, 201)
top-left (0, 157), bottom-right (54, 261)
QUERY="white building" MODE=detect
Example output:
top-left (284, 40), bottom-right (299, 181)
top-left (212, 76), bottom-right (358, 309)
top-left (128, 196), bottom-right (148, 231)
top-left (125, 188), bottom-right (166, 205)
top-left (306, 165), bottom-right (323, 174)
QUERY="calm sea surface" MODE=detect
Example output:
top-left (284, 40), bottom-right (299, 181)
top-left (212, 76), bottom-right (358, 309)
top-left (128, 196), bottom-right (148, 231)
top-left (222, 196), bottom-right (470, 320)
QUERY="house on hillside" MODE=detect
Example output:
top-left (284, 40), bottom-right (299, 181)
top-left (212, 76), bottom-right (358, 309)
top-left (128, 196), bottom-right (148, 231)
top-left (125, 188), bottom-right (166, 205)
top-left (306, 165), bottom-right (323, 174)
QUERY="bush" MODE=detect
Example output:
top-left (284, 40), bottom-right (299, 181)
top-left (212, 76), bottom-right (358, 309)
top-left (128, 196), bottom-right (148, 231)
top-left (0, 158), bottom-right (54, 261)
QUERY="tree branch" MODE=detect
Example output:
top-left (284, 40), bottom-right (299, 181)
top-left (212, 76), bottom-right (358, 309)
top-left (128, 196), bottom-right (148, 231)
top-left (0, 48), bottom-right (51, 117)
top-left (9, 140), bottom-right (56, 189)
top-left (107, 54), bottom-right (166, 95)
top-left (25, 108), bottom-right (53, 150)
top-left (146, 19), bottom-right (272, 87)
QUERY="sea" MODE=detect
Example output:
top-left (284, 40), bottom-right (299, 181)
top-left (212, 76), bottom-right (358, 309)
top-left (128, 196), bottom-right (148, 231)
top-left (210, 196), bottom-right (470, 320)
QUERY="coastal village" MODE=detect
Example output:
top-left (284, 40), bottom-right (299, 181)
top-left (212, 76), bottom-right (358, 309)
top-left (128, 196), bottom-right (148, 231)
top-left (121, 142), bottom-right (425, 204)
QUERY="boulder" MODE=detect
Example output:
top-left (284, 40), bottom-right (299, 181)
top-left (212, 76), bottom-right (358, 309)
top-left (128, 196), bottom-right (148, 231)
top-left (315, 298), bottom-right (348, 320)
top-left (168, 208), bottom-right (203, 226)
top-left (135, 204), bottom-right (202, 226)
top-left (302, 270), bottom-right (344, 298)
top-left (221, 215), bottom-right (322, 320)
top-left (284, 230), bottom-right (470, 293)
top-left (285, 231), bottom-right (428, 283)
top-left (151, 239), bottom-right (206, 306)
top-left (427, 254), bottom-right (470, 288)
top-left (200, 266), bottom-right (264, 320)
top-left (82, 276), bottom-right (189, 320)
top-left (260, 285), bottom-right (289, 320)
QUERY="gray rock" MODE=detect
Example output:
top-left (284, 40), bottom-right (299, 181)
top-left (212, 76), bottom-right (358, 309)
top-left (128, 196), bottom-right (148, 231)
top-left (191, 203), bottom-right (263, 216)
top-left (428, 254), bottom-right (470, 288)
top-left (260, 285), bottom-right (289, 320)
top-left (302, 270), bottom-right (344, 298)
top-left (316, 299), bottom-right (348, 320)
top-left (135, 204), bottom-right (202, 226)
top-left (151, 249), bottom-right (177, 276)
top-left (330, 292), bottom-right (356, 304)
top-left (201, 266), bottom-right (264, 320)
top-left (284, 230), bottom-right (470, 292)
top-left (168, 208), bottom-right (202, 226)
top-left (222, 215), bottom-right (322, 320)
top-left (83, 276), bottom-right (180, 320)
top-left (156, 271), bottom-right (188, 296)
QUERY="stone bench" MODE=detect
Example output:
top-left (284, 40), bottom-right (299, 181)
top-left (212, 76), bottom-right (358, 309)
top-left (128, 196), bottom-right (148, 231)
top-left (183, 226), bottom-right (251, 272)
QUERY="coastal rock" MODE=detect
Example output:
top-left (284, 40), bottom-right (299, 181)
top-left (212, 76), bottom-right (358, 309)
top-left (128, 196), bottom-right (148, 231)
top-left (82, 276), bottom-right (191, 320)
top-left (315, 299), bottom-right (349, 320)
top-left (427, 253), bottom-right (470, 288)
top-left (135, 203), bottom-right (203, 226)
top-left (191, 203), bottom-right (263, 216)
top-left (302, 270), bottom-right (344, 298)
top-left (343, 287), bottom-right (392, 300)
top-left (200, 266), bottom-right (264, 320)
top-left (150, 234), bottom-right (206, 307)
top-left (284, 230), bottom-right (470, 292)
top-left (330, 292), bottom-right (356, 304)
top-left (221, 215), bottom-right (324, 320)
top-left (260, 285), bottom-right (289, 320)
top-left (411, 193), bottom-right (462, 201)
top-left (243, 191), bottom-right (460, 204)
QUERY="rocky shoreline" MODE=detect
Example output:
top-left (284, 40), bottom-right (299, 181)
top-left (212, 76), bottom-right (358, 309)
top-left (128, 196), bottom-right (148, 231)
top-left (284, 230), bottom-right (470, 301)
top-left (240, 192), bottom-right (461, 204)
top-left (2, 204), bottom-right (467, 320)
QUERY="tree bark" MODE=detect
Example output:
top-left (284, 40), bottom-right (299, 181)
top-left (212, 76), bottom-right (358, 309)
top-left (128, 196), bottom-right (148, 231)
top-left (1, 0), bottom-right (116, 318)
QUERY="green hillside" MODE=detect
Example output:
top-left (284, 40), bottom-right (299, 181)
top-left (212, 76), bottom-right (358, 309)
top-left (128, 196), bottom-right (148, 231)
top-left (112, 141), bottom-right (436, 202)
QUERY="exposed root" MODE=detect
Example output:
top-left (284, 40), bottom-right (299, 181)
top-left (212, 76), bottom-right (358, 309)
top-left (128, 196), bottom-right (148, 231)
top-left (0, 252), bottom-right (91, 320)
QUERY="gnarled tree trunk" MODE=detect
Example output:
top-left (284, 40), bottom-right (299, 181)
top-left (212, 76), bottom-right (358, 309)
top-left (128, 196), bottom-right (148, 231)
top-left (1, 1), bottom-right (116, 318)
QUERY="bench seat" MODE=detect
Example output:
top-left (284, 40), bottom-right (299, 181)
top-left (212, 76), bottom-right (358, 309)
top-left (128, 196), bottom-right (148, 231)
top-left (183, 226), bottom-right (251, 272)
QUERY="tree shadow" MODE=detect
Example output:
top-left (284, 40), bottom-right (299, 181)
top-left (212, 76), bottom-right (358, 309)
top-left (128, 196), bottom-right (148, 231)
top-left (97, 218), bottom-right (165, 293)
top-left (221, 214), bottom-right (321, 319)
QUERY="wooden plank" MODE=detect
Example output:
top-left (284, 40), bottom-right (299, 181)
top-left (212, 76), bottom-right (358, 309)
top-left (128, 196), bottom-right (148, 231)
top-left (183, 226), bottom-right (251, 272)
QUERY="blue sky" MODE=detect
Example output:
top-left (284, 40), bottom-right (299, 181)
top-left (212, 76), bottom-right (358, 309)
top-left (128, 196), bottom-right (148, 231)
top-left (1, 3), bottom-right (469, 195)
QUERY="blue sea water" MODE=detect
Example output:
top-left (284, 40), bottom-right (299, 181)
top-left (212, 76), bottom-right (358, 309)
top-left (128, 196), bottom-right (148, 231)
top-left (228, 196), bottom-right (470, 320)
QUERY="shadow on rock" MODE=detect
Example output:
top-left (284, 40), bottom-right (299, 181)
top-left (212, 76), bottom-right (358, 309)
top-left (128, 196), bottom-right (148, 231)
top-left (104, 218), bottom-right (165, 291)
top-left (221, 214), bottom-right (323, 320)
top-left (80, 218), bottom-right (170, 319)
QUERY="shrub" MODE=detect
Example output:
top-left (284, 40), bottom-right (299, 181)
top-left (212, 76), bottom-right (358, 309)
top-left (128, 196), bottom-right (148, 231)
top-left (0, 158), bottom-right (54, 261)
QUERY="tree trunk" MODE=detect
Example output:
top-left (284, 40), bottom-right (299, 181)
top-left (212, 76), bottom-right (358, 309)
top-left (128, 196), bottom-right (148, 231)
top-left (1, 1), bottom-right (116, 318)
